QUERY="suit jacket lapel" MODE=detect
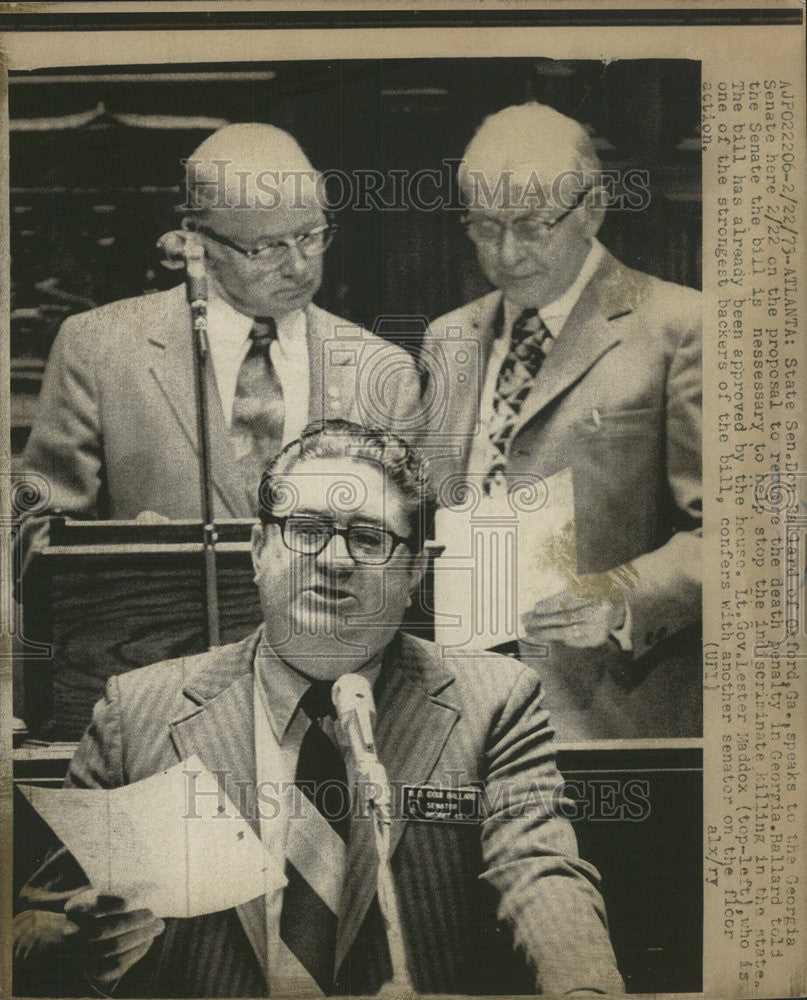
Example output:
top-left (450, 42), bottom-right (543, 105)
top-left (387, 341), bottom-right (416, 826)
top-left (334, 638), bottom-right (459, 973)
top-left (146, 286), bottom-right (251, 517)
top-left (168, 630), bottom-right (267, 977)
top-left (305, 303), bottom-right (362, 424)
top-left (434, 292), bottom-right (502, 484)
top-left (510, 250), bottom-right (638, 435)
top-left (305, 304), bottom-right (328, 424)
top-left (163, 627), bottom-right (460, 983)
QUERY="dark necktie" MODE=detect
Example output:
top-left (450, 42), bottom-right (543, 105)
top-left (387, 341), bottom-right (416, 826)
top-left (280, 681), bottom-right (349, 994)
top-left (484, 308), bottom-right (552, 494)
top-left (231, 318), bottom-right (285, 512)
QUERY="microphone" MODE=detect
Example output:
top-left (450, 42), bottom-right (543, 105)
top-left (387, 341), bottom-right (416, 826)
top-left (333, 675), bottom-right (412, 989)
top-left (332, 674), bottom-right (390, 819)
top-left (332, 673), bottom-right (376, 760)
top-left (184, 240), bottom-right (208, 304)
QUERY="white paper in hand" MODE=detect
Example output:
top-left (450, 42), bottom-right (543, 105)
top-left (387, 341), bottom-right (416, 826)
top-left (433, 467), bottom-right (576, 652)
top-left (19, 755), bottom-right (285, 918)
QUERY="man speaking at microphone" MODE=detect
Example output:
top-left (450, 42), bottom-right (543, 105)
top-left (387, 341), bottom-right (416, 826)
top-left (15, 420), bottom-right (624, 998)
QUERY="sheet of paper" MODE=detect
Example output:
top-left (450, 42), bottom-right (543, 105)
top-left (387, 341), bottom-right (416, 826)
top-left (433, 466), bottom-right (576, 652)
top-left (19, 755), bottom-right (285, 918)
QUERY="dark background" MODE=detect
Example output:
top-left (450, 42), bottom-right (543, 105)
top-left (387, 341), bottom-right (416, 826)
top-left (9, 57), bottom-right (701, 464)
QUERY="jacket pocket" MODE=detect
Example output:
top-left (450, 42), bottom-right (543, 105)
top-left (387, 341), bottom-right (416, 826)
top-left (575, 406), bottom-right (661, 437)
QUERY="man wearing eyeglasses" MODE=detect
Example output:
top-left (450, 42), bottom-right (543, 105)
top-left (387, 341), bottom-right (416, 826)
top-left (15, 421), bottom-right (624, 998)
top-left (423, 103), bottom-right (702, 738)
top-left (22, 123), bottom-right (421, 521)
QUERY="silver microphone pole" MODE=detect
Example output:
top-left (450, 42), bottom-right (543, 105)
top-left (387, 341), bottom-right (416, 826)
top-left (184, 237), bottom-right (221, 648)
top-left (332, 675), bottom-right (412, 991)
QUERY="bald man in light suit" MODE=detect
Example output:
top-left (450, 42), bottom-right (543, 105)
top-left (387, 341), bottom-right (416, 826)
top-left (23, 124), bottom-right (422, 522)
top-left (423, 104), bottom-right (702, 738)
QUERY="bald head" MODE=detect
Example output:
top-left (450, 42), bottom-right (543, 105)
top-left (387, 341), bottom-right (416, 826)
top-left (459, 103), bottom-right (601, 211)
top-left (180, 123), bottom-right (329, 320)
top-left (184, 123), bottom-right (321, 213)
top-left (459, 103), bottom-right (606, 310)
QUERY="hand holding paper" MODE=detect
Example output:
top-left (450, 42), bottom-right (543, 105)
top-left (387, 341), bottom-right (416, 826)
top-left (68, 891), bottom-right (165, 987)
top-left (433, 467), bottom-right (577, 652)
top-left (13, 892), bottom-right (165, 988)
top-left (521, 573), bottom-right (628, 649)
top-left (19, 756), bottom-right (284, 918)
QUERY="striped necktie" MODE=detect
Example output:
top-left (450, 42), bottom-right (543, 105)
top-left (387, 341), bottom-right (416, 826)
top-left (483, 308), bottom-right (552, 494)
top-left (280, 682), bottom-right (349, 994)
top-left (231, 317), bottom-right (285, 513)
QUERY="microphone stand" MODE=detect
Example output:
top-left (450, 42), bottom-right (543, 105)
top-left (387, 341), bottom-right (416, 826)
top-left (184, 239), bottom-right (221, 648)
top-left (364, 759), bottom-right (413, 994)
top-left (333, 677), bottom-right (412, 992)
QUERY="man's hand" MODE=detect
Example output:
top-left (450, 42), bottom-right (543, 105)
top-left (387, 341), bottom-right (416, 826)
top-left (521, 574), bottom-right (628, 649)
top-left (65, 891), bottom-right (165, 986)
top-left (15, 892), bottom-right (165, 988)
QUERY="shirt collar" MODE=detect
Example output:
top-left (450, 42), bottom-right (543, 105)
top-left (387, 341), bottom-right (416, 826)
top-left (206, 289), bottom-right (306, 349)
top-left (254, 629), bottom-right (385, 740)
top-left (502, 237), bottom-right (605, 340)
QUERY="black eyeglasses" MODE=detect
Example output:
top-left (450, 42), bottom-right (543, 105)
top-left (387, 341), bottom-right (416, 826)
top-left (264, 514), bottom-right (414, 566)
top-left (461, 187), bottom-right (593, 245)
top-left (197, 221), bottom-right (337, 269)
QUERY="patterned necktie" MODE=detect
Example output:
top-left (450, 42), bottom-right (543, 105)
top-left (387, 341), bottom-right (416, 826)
top-left (231, 318), bottom-right (285, 513)
top-left (280, 682), bottom-right (349, 994)
top-left (483, 308), bottom-right (553, 494)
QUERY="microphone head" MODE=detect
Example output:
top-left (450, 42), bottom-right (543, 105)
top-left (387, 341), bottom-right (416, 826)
top-left (332, 673), bottom-right (375, 720)
top-left (184, 241), bottom-right (207, 274)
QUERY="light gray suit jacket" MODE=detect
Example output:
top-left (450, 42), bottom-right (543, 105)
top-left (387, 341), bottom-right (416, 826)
top-left (22, 284), bottom-right (423, 520)
top-left (422, 250), bottom-right (702, 737)
top-left (18, 629), bottom-right (624, 997)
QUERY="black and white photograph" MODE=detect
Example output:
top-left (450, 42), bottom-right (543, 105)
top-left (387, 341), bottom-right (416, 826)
top-left (7, 50), bottom-right (703, 997)
top-left (3, 7), bottom-right (803, 999)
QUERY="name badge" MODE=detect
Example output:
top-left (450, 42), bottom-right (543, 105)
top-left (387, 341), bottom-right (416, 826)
top-left (402, 785), bottom-right (484, 823)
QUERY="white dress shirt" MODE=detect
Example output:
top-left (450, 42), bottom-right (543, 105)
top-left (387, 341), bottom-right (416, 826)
top-left (205, 295), bottom-right (311, 445)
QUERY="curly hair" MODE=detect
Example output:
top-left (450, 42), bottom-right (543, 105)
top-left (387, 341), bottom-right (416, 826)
top-left (258, 419), bottom-right (438, 549)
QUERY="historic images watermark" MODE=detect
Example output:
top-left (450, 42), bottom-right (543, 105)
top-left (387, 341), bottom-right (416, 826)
top-left (179, 160), bottom-right (652, 214)
top-left (183, 767), bottom-right (653, 825)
